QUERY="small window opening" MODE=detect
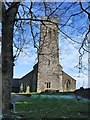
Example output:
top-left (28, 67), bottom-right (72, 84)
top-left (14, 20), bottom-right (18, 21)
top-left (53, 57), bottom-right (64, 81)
top-left (66, 80), bottom-right (70, 89)
top-left (45, 82), bottom-right (51, 88)
top-left (48, 59), bottom-right (50, 65)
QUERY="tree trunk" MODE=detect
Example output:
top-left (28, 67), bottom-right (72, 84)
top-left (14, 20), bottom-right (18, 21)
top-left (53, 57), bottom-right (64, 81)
top-left (2, 4), bottom-right (19, 116)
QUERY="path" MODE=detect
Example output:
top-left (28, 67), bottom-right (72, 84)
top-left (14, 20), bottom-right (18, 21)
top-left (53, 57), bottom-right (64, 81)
top-left (11, 94), bottom-right (31, 103)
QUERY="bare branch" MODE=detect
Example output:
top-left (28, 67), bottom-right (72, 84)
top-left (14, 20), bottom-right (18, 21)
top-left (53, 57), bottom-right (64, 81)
top-left (43, 0), bottom-right (46, 16)
top-left (29, 1), bottom-right (39, 50)
top-left (58, 27), bottom-right (81, 44)
top-left (79, 2), bottom-right (90, 16)
top-left (47, 1), bottom-right (64, 19)
top-left (6, 2), bottom-right (20, 13)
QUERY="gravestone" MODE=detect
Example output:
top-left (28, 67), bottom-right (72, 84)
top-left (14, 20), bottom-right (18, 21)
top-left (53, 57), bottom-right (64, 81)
top-left (20, 84), bottom-right (23, 92)
top-left (26, 86), bottom-right (30, 93)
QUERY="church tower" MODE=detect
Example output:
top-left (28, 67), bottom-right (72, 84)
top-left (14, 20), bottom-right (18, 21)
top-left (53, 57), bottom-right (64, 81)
top-left (37, 16), bottom-right (63, 92)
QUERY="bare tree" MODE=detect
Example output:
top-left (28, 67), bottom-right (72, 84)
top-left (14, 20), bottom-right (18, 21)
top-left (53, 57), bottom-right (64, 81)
top-left (1, 1), bottom-right (89, 116)
top-left (2, 2), bottom-right (20, 116)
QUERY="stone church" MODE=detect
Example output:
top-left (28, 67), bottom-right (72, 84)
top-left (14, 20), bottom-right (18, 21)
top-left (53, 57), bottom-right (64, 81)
top-left (19, 17), bottom-right (76, 93)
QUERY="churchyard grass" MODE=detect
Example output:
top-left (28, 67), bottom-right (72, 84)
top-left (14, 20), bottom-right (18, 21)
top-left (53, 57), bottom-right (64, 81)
top-left (13, 94), bottom-right (89, 119)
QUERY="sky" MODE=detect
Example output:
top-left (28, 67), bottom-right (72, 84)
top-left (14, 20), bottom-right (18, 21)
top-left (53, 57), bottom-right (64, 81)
top-left (0, 2), bottom-right (89, 90)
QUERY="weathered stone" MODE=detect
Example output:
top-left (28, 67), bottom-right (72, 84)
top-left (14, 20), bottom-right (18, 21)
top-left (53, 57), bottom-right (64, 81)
top-left (37, 17), bottom-right (62, 92)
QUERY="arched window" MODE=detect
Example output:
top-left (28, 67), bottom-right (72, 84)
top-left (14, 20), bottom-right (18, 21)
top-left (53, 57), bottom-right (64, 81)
top-left (66, 80), bottom-right (70, 89)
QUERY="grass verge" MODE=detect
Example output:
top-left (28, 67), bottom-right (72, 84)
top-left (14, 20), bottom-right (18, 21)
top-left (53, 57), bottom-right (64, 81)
top-left (12, 95), bottom-right (89, 119)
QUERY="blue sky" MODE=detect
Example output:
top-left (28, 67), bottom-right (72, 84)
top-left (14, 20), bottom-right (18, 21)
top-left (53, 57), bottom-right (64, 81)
top-left (13, 2), bottom-right (89, 89)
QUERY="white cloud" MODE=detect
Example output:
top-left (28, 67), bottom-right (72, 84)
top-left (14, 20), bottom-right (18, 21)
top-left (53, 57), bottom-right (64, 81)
top-left (15, 47), bottom-right (37, 66)
top-left (19, 53), bottom-right (37, 65)
top-left (74, 74), bottom-right (88, 89)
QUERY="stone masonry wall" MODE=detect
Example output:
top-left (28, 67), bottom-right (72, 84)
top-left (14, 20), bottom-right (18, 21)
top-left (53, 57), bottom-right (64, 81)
top-left (37, 17), bottom-right (63, 92)
top-left (20, 63), bottom-right (38, 92)
top-left (62, 71), bottom-right (76, 92)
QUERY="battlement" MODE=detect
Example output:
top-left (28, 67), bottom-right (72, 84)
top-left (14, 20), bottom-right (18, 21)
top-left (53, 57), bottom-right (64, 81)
top-left (41, 16), bottom-right (59, 24)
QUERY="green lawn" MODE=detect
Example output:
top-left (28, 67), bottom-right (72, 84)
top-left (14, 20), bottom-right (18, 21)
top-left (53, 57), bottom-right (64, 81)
top-left (12, 94), bottom-right (89, 119)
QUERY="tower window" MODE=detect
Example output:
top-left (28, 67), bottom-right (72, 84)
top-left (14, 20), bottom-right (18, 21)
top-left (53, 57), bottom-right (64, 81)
top-left (48, 59), bottom-right (50, 65)
top-left (45, 82), bottom-right (51, 88)
top-left (49, 29), bottom-right (51, 39)
top-left (48, 82), bottom-right (51, 88)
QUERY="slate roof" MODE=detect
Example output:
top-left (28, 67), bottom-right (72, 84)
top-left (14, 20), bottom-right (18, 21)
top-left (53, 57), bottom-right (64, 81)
top-left (12, 78), bottom-right (20, 88)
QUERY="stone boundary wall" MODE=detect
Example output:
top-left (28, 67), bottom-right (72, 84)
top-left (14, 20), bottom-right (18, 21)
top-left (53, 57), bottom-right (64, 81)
top-left (74, 87), bottom-right (90, 99)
